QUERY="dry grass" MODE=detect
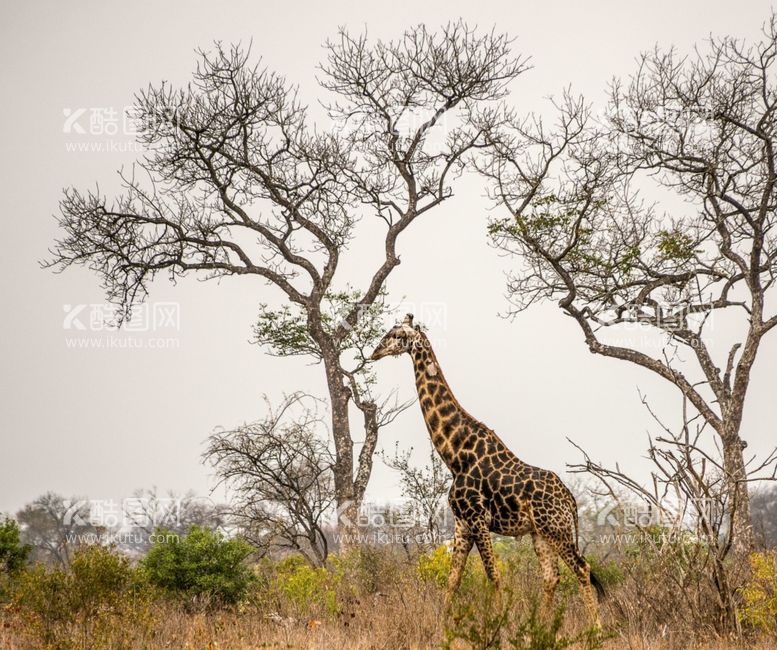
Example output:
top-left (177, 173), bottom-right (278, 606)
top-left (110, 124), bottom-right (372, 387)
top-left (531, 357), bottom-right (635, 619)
top-left (1, 543), bottom-right (774, 649)
top-left (2, 590), bottom-right (771, 650)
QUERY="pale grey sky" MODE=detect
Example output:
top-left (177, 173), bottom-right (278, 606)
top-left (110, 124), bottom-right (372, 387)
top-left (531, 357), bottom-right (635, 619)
top-left (0, 0), bottom-right (775, 516)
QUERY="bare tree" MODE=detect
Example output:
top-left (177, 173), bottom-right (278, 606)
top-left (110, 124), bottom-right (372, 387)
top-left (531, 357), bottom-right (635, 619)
top-left (15, 493), bottom-right (99, 567)
top-left (568, 394), bottom-right (776, 634)
top-left (560, 475), bottom-right (615, 557)
top-left (46, 24), bottom-right (528, 536)
top-left (203, 393), bottom-right (336, 566)
top-left (381, 440), bottom-right (453, 548)
top-left (123, 487), bottom-right (230, 553)
top-left (751, 482), bottom-right (777, 548)
top-left (477, 15), bottom-right (777, 552)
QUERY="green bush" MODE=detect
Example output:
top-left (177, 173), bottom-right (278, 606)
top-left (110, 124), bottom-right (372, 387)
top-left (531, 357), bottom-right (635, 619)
top-left (270, 554), bottom-right (342, 616)
top-left (553, 554), bottom-right (623, 599)
top-left (587, 555), bottom-right (624, 589)
top-left (417, 540), bottom-right (529, 592)
top-left (13, 562), bottom-right (73, 645)
top-left (445, 586), bottom-right (609, 650)
top-left (344, 545), bottom-right (404, 595)
top-left (0, 517), bottom-right (30, 575)
top-left (418, 544), bottom-right (454, 587)
top-left (142, 526), bottom-right (255, 605)
top-left (12, 545), bottom-right (153, 649)
top-left (0, 517), bottom-right (31, 602)
top-left (739, 551), bottom-right (777, 635)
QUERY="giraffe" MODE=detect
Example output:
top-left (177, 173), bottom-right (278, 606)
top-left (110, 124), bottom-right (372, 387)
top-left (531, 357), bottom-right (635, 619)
top-left (370, 314), bottom-right (604, 625)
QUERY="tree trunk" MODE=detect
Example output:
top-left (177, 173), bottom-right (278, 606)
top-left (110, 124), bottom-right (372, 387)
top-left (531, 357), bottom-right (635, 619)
top-left (720, 425), bottom-right (755, 554)
top-left (322, 352), bottom-right (360, 547)
top-left (306, 307), bottom-right (365, 548)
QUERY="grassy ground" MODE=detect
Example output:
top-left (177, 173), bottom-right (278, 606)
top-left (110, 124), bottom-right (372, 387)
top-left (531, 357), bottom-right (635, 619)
top-left (1, 541), bottom-right (775, 649)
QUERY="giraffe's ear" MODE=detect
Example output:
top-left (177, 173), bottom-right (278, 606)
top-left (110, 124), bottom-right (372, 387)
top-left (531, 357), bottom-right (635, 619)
top-left (414, 324), bottom-right (422, 332)
top-left (403, 313), bottom-right (414, 327)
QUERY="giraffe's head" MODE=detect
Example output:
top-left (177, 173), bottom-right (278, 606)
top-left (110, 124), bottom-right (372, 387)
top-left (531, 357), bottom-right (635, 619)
top-left (370, 313), bottom-right (421, 361)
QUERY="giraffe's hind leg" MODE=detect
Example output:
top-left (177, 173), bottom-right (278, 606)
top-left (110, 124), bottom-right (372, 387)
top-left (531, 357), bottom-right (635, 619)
top-left (531, 533), bottom-right (560, 619)
top-left (444, 518), bottom-right (474, 614)
top-left (548, 535), bottom-right (600, 627)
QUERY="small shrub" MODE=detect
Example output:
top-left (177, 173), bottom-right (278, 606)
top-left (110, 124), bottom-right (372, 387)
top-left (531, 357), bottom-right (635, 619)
top-left (0, 517), bottom-right (31, 576)
top-left (418, 541), bottom-right (538, 597)
top-left (739, 550), bottom-right (777, 635)
top-left (0, 517), bottom-right (31, 602)
top-left (344, 545), bottom-right (404, 594)
top-left (417, 543), bottom-right (482, 590)
top-left (142, 526), bottom-right (255, 606)
top-left (444, 579), bottom-right (513, 650)
top-left (12, 545), bottom-right (153, 649)
top-left (445, 584), bottom-right (608, 650)
top-left (554, 554), bottom-right (623, 599)
top-left (417, 544), bottom-right (452, 587)
top-left (587, 555), bottom-right (623, 590)
top-left (12, 562), bottom-right (72, 644)
top-left (270, 555), bottom-right (342, 616)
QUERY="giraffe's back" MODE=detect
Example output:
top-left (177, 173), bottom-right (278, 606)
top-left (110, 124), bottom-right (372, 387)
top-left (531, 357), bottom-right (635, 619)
top-left (451, 441), bottom-right (577, 540)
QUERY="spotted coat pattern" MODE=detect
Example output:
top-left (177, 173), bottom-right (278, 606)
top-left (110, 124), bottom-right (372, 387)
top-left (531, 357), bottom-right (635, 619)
top-left (371, 316), bottom-right (602, 624)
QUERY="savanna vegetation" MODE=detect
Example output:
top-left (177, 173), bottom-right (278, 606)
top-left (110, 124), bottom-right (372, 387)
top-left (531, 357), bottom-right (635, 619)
top-left (1, 485), bottom-right (777, 649)
top-left (8, 10), bottom-right (776, 650)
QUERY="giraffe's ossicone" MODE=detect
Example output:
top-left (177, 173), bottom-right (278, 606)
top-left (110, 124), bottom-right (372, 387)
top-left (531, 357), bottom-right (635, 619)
top-left (371, 314), bottom-right (604, 626)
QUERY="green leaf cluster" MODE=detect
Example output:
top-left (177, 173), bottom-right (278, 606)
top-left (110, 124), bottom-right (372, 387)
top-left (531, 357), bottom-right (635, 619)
top-left (657, 228), bottom-right (698, 261)
top-left (254, 288), bottom-right (390, 362)
top-left (0, 518), bottom-right (30, 576)
top-left (11, 545), bottom-right (154, 647)
top-left (142, 526), bottom-right (255, 605)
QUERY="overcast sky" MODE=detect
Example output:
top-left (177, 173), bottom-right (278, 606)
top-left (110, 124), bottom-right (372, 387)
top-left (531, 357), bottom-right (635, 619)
top-left (1, 0), bottom-right (775, 517)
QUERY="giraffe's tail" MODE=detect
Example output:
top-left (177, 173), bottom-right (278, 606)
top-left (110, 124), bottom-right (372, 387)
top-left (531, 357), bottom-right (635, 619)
top-left (589, 570), bottom-right (606, 601)
top-left (573, 507), bottom-right (580, 549)
top-left (568, 490), bottom-right (604, 600)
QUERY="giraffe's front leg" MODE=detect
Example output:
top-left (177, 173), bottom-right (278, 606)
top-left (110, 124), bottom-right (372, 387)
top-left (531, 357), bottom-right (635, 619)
top-left (444, 518), bottom-right (474, 615)
top-left (472, 519), bottom-right (500, 587)
top-left (471, 518), bottom-right (505, 614)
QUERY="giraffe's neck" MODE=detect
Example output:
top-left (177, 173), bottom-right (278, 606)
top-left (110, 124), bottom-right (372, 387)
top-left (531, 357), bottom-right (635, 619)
top-left (409, 332), bottom-right (506, 473)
